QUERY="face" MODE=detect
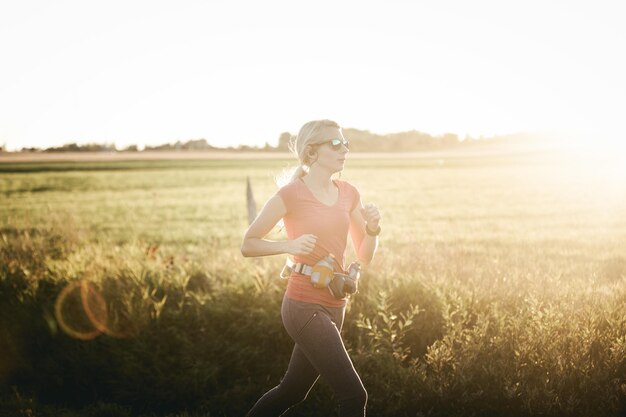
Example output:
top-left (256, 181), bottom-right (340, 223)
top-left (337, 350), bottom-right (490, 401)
top-left (308, 128), bottom-right (349, 173)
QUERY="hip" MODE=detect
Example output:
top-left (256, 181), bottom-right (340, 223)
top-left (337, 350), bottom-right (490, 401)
top-left (281, 294), bottom-right (346, 339)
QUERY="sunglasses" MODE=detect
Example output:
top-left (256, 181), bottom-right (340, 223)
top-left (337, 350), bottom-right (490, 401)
top-left (326, 138), bottom-right (350, 150)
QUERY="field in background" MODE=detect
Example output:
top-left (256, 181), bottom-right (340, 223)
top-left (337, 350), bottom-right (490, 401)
top-left (1, 149), bottom-right (625, 416)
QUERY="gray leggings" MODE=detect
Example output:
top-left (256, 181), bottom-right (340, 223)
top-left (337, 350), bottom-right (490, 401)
top-left (246, 295), bottom-right (367, 417)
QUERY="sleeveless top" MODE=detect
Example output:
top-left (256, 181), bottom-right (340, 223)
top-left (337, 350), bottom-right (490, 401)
top-left (277, 178), bottom-right (361, 307)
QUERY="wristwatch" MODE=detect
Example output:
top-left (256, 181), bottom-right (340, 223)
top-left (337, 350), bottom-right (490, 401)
top-left (365, 223), bottom-right (381, 236)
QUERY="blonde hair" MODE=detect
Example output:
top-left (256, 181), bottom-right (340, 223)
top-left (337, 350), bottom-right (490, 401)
top-left (276, 119), bottom-right (341, 187)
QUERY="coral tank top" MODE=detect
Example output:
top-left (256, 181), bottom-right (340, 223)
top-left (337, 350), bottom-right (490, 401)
top-left (277, 178), bottom-right (362, 307)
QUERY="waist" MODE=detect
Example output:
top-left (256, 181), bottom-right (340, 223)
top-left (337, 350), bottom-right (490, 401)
top-left (286, 273), bottom-right (347, 308)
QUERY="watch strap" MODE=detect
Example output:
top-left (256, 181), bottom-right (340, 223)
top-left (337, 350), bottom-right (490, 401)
top-left (365, 224), bottom-right (381, 236)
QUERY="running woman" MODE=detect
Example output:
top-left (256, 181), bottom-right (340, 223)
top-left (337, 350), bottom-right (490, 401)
top-left (242, 119), bottom-right (381, 417)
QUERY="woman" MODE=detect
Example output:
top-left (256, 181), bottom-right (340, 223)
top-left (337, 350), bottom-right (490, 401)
top-left (241, 119), bottom-right (381, 417)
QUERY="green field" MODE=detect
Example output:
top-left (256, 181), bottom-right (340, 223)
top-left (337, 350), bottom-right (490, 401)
top-left (1, 151), bottom-right (625, 416)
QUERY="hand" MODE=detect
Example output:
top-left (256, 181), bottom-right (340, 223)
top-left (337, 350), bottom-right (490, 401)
top-left (361, 203), bottom-right (381, 230)
top-left (288, 234), bottom-right (317, 256)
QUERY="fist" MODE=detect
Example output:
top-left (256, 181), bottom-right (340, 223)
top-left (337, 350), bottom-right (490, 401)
top-left (289, 234), bottom-right (317, 256)
top-left (361, 203), bottom-right (381, 229)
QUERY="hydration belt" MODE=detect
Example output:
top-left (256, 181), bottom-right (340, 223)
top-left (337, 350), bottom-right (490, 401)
top-left (280, 257), bottom-right (315, 279)
top-left (280, 257), bottom-right (361, 299)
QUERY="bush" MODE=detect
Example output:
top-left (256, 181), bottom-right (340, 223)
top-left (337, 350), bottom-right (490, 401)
top-left (1, 228), bottom-right (625, 416)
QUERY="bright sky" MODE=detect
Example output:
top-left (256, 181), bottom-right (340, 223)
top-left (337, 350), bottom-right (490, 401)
top-left (1, 0), bottom-right (624, 151)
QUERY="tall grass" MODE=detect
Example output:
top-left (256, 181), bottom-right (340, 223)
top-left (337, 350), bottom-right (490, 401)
top-left (1, 152), bottom-right (625, 416)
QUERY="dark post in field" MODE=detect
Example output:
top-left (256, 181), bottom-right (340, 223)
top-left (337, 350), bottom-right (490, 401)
top-left (246, 176), bottom-right (257, 225)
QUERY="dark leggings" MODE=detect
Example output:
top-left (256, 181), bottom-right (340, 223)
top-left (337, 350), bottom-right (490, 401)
top-left (246, 295), bottom-right (367, 417)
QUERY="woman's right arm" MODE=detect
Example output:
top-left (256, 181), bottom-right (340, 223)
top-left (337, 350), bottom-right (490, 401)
top-left (241, 194), bottom-right (316, 258)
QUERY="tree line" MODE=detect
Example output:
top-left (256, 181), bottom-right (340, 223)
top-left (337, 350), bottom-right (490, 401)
top-left (4, 129), bottom-right (539, 153)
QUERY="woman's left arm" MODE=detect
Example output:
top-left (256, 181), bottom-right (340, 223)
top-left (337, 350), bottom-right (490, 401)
top-left (349, 201), bottom-right (381, 265)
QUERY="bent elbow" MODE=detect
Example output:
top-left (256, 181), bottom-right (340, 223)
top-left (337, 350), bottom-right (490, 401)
top-left (240, 241), bottom-right (252, 257)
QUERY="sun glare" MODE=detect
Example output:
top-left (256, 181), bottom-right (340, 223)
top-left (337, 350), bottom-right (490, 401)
top-left (547, 130), bottom-right (626, 222)
top-left (1, 1), bottom-right (624, 151)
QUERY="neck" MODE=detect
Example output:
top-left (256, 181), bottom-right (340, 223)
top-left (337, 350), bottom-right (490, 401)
top-left (303, 166), bottom-right (334, 190)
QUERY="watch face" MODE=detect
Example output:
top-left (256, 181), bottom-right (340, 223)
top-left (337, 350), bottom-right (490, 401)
top-left (366, 225), bottom-right (380, 236)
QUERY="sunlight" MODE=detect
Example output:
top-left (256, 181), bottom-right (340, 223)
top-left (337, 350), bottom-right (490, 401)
top-left (1, 1), bottom-right (624, 151)
top-left (559, 130), bottom-right (626, 187)
top-left (542, 129), bottom-right (626, 226)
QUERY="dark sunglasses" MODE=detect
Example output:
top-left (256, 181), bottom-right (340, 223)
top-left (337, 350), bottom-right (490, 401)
top-left (326, 138), bottom-right (349, 150)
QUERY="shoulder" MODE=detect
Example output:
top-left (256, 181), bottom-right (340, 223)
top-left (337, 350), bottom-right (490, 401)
top-left (278, 178), bottom-right (302, 195)
top-left (335, 179), bottom-right (360, 195)
top-left (277, 178), bottom-right (303, 208)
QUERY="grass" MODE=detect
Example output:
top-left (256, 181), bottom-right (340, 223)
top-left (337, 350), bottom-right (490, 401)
top-left (1, 149), bottom-right (625, 416)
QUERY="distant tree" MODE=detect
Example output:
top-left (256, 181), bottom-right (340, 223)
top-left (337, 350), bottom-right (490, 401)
top-left (440, 133), bottom-right (459, 146)
top-left (145, 143), bottom-right (174, 151)
top-left (182, 139), bottom-right (213, 150)
top-left (143, 138), bottom-right (217, 151)
top-left (277, 132), bottom-right (293, 151)
top-left (122, 144), bottom-right (139, 152)
top-left (45, 143), bottom-right (78, 152)
top-left (44, 142), bottom-right (116, 152)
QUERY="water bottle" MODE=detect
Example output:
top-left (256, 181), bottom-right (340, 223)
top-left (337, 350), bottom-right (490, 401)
top-left (280, 262), bottom-right (292, 280)
top-left (340, 261), bottom-right (360, 296)
top-left (310, 255), bottom-right (334, 288)
top-left (348, 262), bottom-right (361, 281)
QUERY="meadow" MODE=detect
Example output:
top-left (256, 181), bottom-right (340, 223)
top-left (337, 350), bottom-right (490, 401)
top-left (1, 149), bottom-right (625, 416)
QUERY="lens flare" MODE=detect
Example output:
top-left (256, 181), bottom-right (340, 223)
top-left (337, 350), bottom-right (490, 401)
top-left (80, 280), bottom-right (110, 336)
top-left (55, 279), bottom-right (138, 340)
top-left (54, 280), bottom-right (102, 340)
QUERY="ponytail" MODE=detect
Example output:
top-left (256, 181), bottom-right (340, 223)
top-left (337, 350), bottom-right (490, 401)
top-left (276, 164), bottom-right (307, 188)
top-left (290, 165), bottom-right (307, 182)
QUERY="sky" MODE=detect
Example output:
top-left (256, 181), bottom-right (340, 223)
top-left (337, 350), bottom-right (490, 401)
top-left (0, 0), bottom-right (624, 151)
